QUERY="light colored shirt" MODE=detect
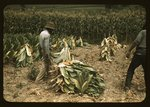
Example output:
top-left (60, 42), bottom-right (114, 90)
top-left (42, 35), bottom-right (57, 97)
top-left (39, 29), bottom-right (50, 54)
top-left (134, 30), bottom-right (146, 48)
top-left (134, 30), bottom-right (146, 55)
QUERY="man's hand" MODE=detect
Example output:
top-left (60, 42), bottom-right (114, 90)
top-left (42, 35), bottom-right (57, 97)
top-left (41, 49), bottom-right (45, 56)
top-left (125, 42), bottom-right (136, 59)
top-left (126, 51), bottom-right (131, 58)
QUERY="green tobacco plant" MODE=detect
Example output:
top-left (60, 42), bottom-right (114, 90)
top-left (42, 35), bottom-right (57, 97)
top-left (3, 34), bottom-right (41, 65)
top-left (100, 34), bottom-right (123, 61)
top-left (3, 33), bottom-right (86, 65)
top-left (15, 43), bottom-right (33, 67)
top-left (50, 60), bottom-right (105, 97)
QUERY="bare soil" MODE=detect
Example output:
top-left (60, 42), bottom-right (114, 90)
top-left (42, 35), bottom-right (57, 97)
top-left (3, 44), bottom-right (146, 102)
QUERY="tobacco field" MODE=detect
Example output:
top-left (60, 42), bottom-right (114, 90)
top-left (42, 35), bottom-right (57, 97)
top-left (3, 5), bottom-right (146, 102)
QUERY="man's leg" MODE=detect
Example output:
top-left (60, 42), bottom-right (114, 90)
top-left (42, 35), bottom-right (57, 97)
top-left (44, 54), bottom-right (51, 77)
top-left (141, 55), bottom-right (146, 72)
top-left (35, 67), bottom-right (45, 83)
top-left (125, 55), bottom-right (141, 89)
top-left (141, 55), bottom-right (146, 90)
top-left (35, 55), bottom-right (49, 83)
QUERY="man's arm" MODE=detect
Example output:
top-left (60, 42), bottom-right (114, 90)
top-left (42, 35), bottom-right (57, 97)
top-left (126, 30), bottom-right (144, 58)
top-left (39, 34), bottom-right (46, 56)
top-left (126, 42), bottom-right (137, 58)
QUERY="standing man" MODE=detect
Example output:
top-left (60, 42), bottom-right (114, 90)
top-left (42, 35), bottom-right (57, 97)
top-left (124, 24), bottom-right (146, 91)
top-left (35, 22), bottom-right (55, 83)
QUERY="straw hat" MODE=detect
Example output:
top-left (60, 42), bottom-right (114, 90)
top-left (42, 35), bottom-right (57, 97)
top-left (44, 22), bottom-right (55, 30)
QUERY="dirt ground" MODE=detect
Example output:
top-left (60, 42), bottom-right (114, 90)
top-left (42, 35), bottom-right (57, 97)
top-left (3, 44), bottom-right (146, 102)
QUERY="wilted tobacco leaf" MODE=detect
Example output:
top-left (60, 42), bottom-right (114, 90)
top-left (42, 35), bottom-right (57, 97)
top-left (70, 78), bottom-right (81, 90)
top-left (64, 78), bottom-right (70, 85)
top-left (25, 44), bottom-right (32, 56)
top-left (81, 74), bottom-right (93, 93)
top-left (60, 67), bottom-right (69, 79)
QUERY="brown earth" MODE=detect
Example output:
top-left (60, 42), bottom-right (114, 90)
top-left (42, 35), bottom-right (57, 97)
top-left (3, 44), bottom-right (146, 102)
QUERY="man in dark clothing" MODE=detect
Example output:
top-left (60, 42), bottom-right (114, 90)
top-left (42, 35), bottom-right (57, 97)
top-left (124, 25), bottom-right (146, 91)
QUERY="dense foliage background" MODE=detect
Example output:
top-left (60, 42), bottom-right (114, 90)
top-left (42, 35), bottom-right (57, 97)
top-left (4, 5), bottom-right (145, 43)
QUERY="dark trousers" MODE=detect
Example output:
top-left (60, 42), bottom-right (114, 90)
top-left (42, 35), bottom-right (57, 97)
top-left (125, 54), bottom-right (146, 88)
top-left (44, 54), bottom-right (50, 76)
